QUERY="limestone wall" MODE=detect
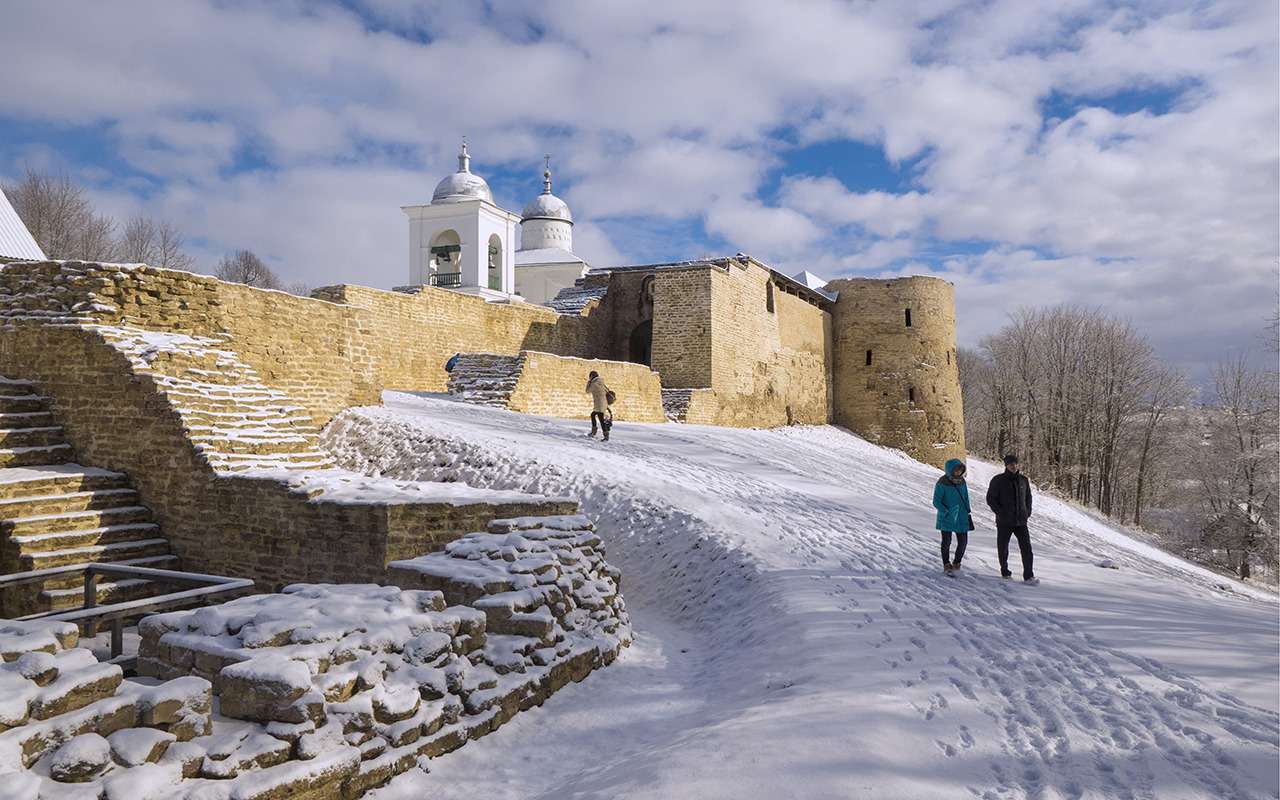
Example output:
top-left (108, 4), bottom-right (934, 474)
top-left (504, 351), bottom-right (665, 422)
top-left (707, 262), bottom-right (832, 427)
top-left (828, 276), bottom-right (964, 468)
top-left (650, 267), bottom-right (715, 389)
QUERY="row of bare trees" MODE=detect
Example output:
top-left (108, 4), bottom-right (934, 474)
top-left (960, 306), bottom-right (1277, 581)
top-left (4, 170), bottom-right (305, 294)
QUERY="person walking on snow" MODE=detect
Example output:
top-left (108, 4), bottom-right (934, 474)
top-left (932, 458), bottom-right (974, 575)
top-left (987, 454), bottom-right (1037, 584)
top-left (586, 371), bottom-right (611, 441)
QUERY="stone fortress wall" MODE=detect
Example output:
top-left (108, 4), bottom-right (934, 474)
top-left (827, 276), bottom-right (965, 466)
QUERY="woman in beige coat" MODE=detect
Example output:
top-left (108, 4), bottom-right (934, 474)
top-left (586, 371), bottom-right (611, 441)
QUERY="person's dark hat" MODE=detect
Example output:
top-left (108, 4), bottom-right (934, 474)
top-left (1003, 454), bottom-right (1019, 465)
top-left (589, 370), bottom-right (599, 379)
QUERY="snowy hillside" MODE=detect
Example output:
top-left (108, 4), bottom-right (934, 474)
top-left (321, 393), bottom-right (1280, 800)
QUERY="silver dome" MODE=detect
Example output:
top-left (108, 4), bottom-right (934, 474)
top-left (432, 141), bottom-right (494, 205)
top-left (521, 191), bottom-right (572, 223)
top-left (520, 158), bottom-right (573, 223)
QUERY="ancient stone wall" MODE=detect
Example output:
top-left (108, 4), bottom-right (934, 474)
top-left (0, 261), bottom-right (614, 429)
top-left (506, 351), bottom-right (666, 423)
top-left (707, 262), bottom-right (832, 427)
top-left (828, 276), bottom-right (964, 468)
top-left (0, 323), bottom-right (576, 591)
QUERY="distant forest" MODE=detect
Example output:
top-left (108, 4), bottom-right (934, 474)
top-left (959, 306), bottom-right (1278, 584)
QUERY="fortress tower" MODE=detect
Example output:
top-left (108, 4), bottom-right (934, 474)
top-left (827, 276), bottom-right (964, 468)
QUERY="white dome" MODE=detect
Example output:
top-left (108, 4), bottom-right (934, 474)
top-left (432, 141), bottom-right (494, 205)
top-left (521, 191), bottom-right (572, 223)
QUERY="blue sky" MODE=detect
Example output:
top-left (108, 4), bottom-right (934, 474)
top-left (1, 1), bottom-right (1276, 381)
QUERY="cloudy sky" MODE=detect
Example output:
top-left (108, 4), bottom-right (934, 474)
top-left (1, 1), bottom-right (1276, 380)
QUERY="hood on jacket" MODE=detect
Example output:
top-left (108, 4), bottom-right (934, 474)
top-left (942, 458), bottom-right (966, 481)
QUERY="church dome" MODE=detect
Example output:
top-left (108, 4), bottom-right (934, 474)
top-left (432, 141), bottom-right (494, 204)
top-left (520, 159), bottom-right (573, 224)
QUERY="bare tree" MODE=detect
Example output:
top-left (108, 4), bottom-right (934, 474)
top-left (118, 215), bottom-right (194, 271)
top-left (4, 170), bottom-right (117, 261)
top-left (1190, 355), bottom-right (1279, 578)
top-left (215, 250), bottom-right (282, 290)
top-left (1131, 366), bottom-right (1189, 526)
top-left (284, 281), bottom-right (311, 298)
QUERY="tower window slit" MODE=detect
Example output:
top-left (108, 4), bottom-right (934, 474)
top-left (908, 387), bottom-right (916, 403)
top-left (905, 308), bottom-right (912, 327)
top-left (865, 349), bottom-right (873, 366)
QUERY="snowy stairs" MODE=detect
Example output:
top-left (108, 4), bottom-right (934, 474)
top-left (0, 380), bottom-right (72, 468)
top-left (662, 389), bottom-right (694, 422)
top-left (100, 328), bottom-right (337, 473)
top-left (0, 378), bottom-right (181, 614)
top-left (447, 354), bottom-right (527, 409)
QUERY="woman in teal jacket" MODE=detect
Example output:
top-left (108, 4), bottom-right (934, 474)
top-left (932, 458), bottom-right (974, 574)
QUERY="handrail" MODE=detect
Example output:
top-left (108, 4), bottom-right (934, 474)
top-left (2, 561), bottom-right (256, 660)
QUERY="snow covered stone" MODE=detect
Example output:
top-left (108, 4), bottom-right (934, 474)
top-left (219, 655), bottom-right (313, 722)
top-left (107, 727), bottom-right (175, 766)
top-left (47, 732), bottom-right (111, 782)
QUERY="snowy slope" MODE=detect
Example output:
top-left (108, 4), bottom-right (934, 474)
top-left (322, 392), bottom-right (1280, 800)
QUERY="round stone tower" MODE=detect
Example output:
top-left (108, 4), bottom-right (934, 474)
top-left (827, 276), bottom-right (964, 468)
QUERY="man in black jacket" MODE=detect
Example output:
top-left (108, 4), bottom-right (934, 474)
top-left (986, 454), bottom-right (1036, 583)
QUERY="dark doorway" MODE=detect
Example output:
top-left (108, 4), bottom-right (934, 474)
top-left (629, 320), bottom-right (653, 366)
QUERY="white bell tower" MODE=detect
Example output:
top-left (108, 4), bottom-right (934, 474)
top-left (401, 140), bottom-right (520, 302)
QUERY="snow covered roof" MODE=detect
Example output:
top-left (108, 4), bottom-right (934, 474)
top-left (515, 246), bottom-right (587, 267)
top-left (589, 254), bottom-right (837, 304)
top-left (792, 270), bottom-right (830, 291)
top-left (0, 188), bottom-right (44, 261)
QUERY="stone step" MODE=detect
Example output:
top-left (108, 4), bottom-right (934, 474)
top-left (0, 395), bottom-right (51, 414)
top-left (0, 379), bottom-right (38, 396)
top-left (0, 426), bottom-right (65, 449)
top-left (189, 435), bottom-right (317, 456)
top-left (0, 444), bottom-right (72, 469)
top-left (20, 537), bottom-right (172, 571)
top-left (0, 487), bottom-right (140, 521)
top-left (0, 465), bottom-right (131, 501)
top-left (39, 576), bottom-right (158, 612)
top-left (10, 521), bottom-right (161, 554)
top-left (39, 554), bottom-right (180, 591)
top-left (0, 412), bottom-right (55, 428)
top-left (2, 506), bottom-right (153, 537)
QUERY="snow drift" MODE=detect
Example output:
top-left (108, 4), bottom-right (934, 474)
top-left (321, 392), bottom-right (1279, 800)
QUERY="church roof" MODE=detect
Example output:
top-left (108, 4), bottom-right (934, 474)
top-left (0, 189), bottom-right (44, 261)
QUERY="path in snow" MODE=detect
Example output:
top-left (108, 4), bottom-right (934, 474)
top-left (323, 393), bottom-right (1279, 800)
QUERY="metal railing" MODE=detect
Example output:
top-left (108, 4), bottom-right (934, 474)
top-left (429, 271), bottom-right (463, 288)
top-left (0, 563), bottom-right (255, 663)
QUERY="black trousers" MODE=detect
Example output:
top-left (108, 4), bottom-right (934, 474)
top-left (997, 523), bottom-right (1034, 579)
top-left (589, 411), bottom-right (608, 437)
top-left (941, 531), bottom-right (967, 566)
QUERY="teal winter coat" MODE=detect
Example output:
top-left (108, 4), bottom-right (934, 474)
top-left (932, 458), bottom-right (973, 532)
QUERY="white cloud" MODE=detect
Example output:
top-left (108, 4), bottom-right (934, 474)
top-left (0, 0), bottom-right (1273, 378)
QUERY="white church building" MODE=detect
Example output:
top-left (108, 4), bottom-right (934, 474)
top-left (401, 142), bottom-right (587, 305)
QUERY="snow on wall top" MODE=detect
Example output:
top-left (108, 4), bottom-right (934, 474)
top-left (0, 190), bottom-right (44, 261)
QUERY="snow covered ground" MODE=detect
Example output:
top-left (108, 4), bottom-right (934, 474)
top-left (321, 392), bottom-right (1280, 800)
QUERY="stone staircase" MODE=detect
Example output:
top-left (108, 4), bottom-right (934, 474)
top-left (0, 379), bottom-right (180, 616)
top-left (446, 353), bottom-right (527, 408)
top-left (662, 388), bottom-right (694, 422)
top-left (101, 327), bottom-right (337, 473)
